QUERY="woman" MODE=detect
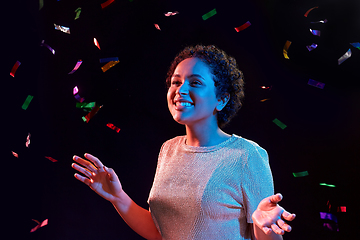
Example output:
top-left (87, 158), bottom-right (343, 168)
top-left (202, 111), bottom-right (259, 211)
top-left (72, 45), bottom-right (295, 240)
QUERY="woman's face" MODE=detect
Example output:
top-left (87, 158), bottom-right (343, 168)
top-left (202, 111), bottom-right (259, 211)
top-left (167, 57), bottom-right (224, 127)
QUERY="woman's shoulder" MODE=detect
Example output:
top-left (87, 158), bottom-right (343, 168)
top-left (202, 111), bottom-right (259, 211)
top-left (231, 134), bottom-right (266, 151)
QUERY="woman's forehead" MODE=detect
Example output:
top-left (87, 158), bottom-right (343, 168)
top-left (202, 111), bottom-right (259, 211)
top-left (173, 57), bottom-right (211, 76)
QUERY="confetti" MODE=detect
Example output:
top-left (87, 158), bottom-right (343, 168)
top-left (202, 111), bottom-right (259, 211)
top-left (272, 118), bottom-right (287, 129)
top-left (323, 222), bottom-right (339, 231)
top-left (306, 43), bottom-right (318, 51)
top-left (99, 57), bottom-right (119, 63)
top-left (283, 40), bottom-right (291, 59)
top-left (292, 171), bottom-right (309, 177)
top-left (26, 133), bottom-right (31, 148)
top-left (76, 102), bottom-right (95, 111)
top-left (260, 99), bottom-right (270, 102)
top-left (350, 42), bottom-right (360, 50)
top-left (164, 11), bottom-right (179, 16)
top-left (73, 86), bottom-right (79, 95)
top-left (94, 38), bottom-right (101, 49)
top-left (107, 123), bottom-right (120, 133)
top-left (82, 104), bottom-right (102, 123)
top-left (320, 212), bottom-right (338, 223)
top-left (234, 21), bottom-right (251, 32)
top-left (337, 206), bottom-right (346, 212)
top-left (320, 183), bottom-right (336, 187)
top-left (304, 6), bottom-right (318, 17)
top-left (30, 219), bottom-right (48, 232)
top-left (45, 156), bottom-right (58, 162)
top-left (310, 29), bottom-right (320, 36)
top-left (10, 61), bottom-right (21, 77)
top-left (338, 49), bottom-right (351, 65)
top-left (12, 151), bottom-right (19, 158)
top-left (202, 8), bottom-right (217, 21)
top-left (310, 19), bottom-right (327, 24)
top-left (22, 95), bottom-right (34, 110)
top-left (261, 86), bottom-right (272, 90)
top-left (101, 60), bottom-right (119, 72)
top-left (74, 7), bottom-right (81, 20)
top-left (308, 79), bottom-right (325, 89)
top-left (68, 60), bottom-right (82, 74)
top-left (101, 0), bottom-right (114, 9)
top-left (54, 23), bottom-right (70, 34)
top-left (154, 24), bottom-right (161, 31)
top-left (73, 86), bottom-right (85, 102)
top-left (40, 40), bottom-right (55, 54)
top-left (39, 0), bottom-right (44, 10)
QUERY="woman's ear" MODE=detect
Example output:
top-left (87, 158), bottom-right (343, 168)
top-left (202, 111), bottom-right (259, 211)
top-left (216, 93), bottom-right (230, 111)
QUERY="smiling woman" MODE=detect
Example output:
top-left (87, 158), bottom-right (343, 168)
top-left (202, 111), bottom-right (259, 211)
top-left (72, 45), bottom-right (295, 240)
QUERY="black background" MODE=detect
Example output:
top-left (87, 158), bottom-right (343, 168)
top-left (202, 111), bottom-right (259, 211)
top-left (2, 0), bottom-right (358, 239)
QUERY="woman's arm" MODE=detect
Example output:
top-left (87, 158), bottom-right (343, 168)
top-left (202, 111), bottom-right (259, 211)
top-left (72, 153), bottom-right (162, 240)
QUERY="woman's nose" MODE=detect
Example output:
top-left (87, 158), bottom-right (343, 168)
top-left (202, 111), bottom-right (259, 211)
top-left (176, 82), bottom-right (189, 95)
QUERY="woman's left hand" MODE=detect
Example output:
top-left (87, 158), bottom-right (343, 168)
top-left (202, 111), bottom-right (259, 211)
top-left (252, 193), bottom-right (296, 235)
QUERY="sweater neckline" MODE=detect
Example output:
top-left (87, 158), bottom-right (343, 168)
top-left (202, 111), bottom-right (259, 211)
top-left (181, 134), bottom-right (239, 153)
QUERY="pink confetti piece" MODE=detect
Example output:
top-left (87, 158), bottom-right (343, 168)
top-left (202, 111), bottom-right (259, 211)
top-left (338, 49), bottom-right (352, 65)
top-left (26, 133), bottom-right (31, 148)
top-left (11, 151), bottom-right (18, 158)
top-left (68, 60), bottom-right (82, 74)
top-left (106, 123), bottom-right (120, 133)
top-left (94, 38), bottom-right (101, 49)
top-left (73, 86), bottom-right (79, 95)
top-left (306, 43), bottom-right (318, 51)
top-left (310, 29), bottom-right (320, 36)
top-left (304, 6), bottom-right (318, 17)
top-left (234, 21), bottom-right (251, 32)
top-left (101, 0), bottom-right (114, 9)
top-left (10, 61), bottom-right (21, 77)
top-left (30, 219), bottom-right (48, 232)
top-left (323, 222), bottom-right (339, 231)
top-left (45, 156), bottom-right (58, 162)
top-left (40, 40), bottom-right (55, 54)
top-left (164, 11), bottom-right (179, 16)
top-left (154, 24), bottom-right (161, 31)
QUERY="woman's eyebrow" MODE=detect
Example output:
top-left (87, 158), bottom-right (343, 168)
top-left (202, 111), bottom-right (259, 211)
top-left (172, 73), bottom-right (204, 79)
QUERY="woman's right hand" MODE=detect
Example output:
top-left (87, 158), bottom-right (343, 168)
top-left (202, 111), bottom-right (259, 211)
top-left (72, 153), bottom-right (123, 203)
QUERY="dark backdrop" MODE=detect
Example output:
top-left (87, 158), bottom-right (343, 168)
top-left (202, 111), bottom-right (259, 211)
top-left (2, 0), bottom-right (358, 239)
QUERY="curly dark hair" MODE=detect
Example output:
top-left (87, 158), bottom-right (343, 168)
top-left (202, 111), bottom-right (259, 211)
top-left (166, 45), bottom-right (245, 128)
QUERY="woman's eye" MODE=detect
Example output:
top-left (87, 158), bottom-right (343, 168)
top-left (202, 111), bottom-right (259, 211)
top-left (190, 80), bottom-right (201, 86)
top-left (171, 80), bottom-right (181, 86)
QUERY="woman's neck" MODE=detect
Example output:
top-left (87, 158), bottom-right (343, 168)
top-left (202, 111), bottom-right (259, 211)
top-left (185, 121), bottom-right (231, 147)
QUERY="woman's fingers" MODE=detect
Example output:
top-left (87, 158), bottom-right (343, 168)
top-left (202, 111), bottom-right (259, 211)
top-left (73, 155), bottom-right (98, 172)
top-left (74, 173), bottom-right (92, 186)
top-left (282, 210), bottom-right (296, 221)
top-left (271, 223), bottom-right (284, 235)
top-left (72, 163), bottom-right (93, 178)
top-left (277, 219), bottom-right (292, 232)
top-left (84, 153), bottom-right (104, 169)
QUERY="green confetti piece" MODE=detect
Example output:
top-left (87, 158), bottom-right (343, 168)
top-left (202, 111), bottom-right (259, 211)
top-left (22, 95), bottom-right (34, 110)
top-left (39, 0), bottom-right (44, 10)
top-left (319, 183), bottom-right (336, 187)
top-left (82, 116), bottom-right (88, 122)
top-left (202, 8), bottom-right (217, 21)
top-left (293, 171), bottom-right (309, 177)
top-left (74, 7), bottom-right (82, 20)
top-left (272, 118), bottom-right (287, 129)
top-left (76, 102), bottom-right (95, 111)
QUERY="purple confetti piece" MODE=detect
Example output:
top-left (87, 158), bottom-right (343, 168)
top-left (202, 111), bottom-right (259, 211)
top-left (306, 43), bottom-right (318, 51)
top-left (40, 40), bottom-right (55, 54)
top-left (323, 222), bottom-right (339, 232)
top-left (320, 212), bottom-right (338, 223)
top-left (310, 29), bottom-right (321, 36)
top-left (308, 79), bottom-right (325, 89)
top-left (99, 57), bottom-right (119, 63)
